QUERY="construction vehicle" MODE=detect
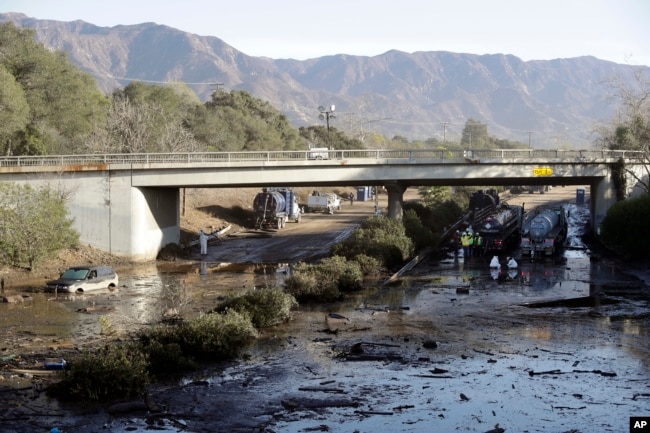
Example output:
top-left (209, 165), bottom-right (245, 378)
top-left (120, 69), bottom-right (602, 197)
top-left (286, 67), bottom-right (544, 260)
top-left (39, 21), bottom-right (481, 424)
top-left (469, 190), bottom-right (524, 253)
top-left (306, 191), bottom-right (342, 214)
top-left (520, 205), bottom-right (568, 258)
top-left (253, 188), bottom-right (301, 229)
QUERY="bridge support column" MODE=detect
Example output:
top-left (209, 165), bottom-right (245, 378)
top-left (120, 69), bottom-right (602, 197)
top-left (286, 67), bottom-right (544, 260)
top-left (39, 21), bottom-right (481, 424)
top-left (385, 183), bottom-right (407, 220)
top-left (591, 173), bottom-right (616, 235)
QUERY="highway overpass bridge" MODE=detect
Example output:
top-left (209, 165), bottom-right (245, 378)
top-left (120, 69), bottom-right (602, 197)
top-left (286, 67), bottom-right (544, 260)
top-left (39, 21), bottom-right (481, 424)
top-left (0, 149), bottom-right (646, 261)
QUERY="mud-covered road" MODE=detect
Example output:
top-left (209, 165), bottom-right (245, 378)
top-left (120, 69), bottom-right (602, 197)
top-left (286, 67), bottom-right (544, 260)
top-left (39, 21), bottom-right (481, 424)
top-left (1, 186), bottom-right (649, 433)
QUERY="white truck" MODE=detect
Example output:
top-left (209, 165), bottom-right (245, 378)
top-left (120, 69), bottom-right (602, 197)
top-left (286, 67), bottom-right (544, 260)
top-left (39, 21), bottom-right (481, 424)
top-left (308, 147), bottom-right (331, 160)
top-left (306, 191), bottom-right (342, 214)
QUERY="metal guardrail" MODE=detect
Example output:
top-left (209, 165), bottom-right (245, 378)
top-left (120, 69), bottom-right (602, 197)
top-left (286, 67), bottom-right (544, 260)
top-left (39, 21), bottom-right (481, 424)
top-left (0, 149), bottom-right (644, 167)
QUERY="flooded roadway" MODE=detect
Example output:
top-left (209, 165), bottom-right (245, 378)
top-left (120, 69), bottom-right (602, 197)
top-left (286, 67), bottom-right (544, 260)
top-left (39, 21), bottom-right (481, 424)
top-left (1, 193), bottom-right (649, 432)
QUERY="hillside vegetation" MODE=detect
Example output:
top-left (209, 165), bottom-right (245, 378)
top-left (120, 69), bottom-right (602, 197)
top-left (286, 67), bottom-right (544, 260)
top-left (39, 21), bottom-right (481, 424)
top-left (3, 12), bottom-right (648, 146)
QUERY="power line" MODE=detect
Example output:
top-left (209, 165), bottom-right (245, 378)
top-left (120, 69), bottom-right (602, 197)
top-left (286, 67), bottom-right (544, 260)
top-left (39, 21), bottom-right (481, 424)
top-left (100, 73), bottom-right (225, 86)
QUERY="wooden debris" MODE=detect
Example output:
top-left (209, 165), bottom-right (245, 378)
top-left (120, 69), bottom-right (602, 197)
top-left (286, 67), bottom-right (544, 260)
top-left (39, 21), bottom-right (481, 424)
top-left (528, 369), bottom-right (617, 377)
top-left (281, 398), bottom-right (359, 411)
top-left (523, 294), bottom-right (620, 308)
top-left (298, 386), bottom-right (346, 394)
top-left (355, 410), bottom-right (393, 416)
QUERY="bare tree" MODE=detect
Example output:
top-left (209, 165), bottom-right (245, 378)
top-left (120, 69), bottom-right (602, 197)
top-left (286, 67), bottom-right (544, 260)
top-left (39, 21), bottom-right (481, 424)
top-left (596, 69), bottom-right (650, 193)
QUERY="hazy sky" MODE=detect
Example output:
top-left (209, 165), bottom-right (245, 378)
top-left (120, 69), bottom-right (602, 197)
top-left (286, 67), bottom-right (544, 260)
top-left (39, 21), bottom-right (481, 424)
top-left (2, 0), bottom-right (649, 66)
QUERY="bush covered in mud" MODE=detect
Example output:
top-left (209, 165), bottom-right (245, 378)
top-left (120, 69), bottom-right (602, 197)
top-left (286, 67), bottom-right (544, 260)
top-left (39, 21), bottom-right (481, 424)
top-left (285, 256), bottom-right (363, 302)
top-left (48, 343), bottom-right (149, 401)
top-left (139, 310), bottom-right (258, 374)
top-left (332, 216), bottom-right (414, 269)
top-left (213, 287), bottom-right (298, 327)
top-left (48, 290), bottom-right (295, 401)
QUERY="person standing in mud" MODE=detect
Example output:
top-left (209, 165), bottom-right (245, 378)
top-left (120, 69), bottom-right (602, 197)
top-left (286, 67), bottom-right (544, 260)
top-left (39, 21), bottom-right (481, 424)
top-left (461, 231), bottom-right (471, 259)
top-left (349, 192), bottom-right (354, 205)
top-left (199, 229), bottom-right (208, 255)
top-left (473, 233), bottom-right (483, 256)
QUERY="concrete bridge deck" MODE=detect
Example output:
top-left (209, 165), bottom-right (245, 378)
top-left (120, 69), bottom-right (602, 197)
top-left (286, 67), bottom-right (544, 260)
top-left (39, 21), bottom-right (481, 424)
top-left (0, 149), bottom-right (645, 260)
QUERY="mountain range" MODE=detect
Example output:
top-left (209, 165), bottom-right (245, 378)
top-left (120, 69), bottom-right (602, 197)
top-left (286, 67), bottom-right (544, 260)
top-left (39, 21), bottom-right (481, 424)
top-left (2, 12), bottom-right (647, 148)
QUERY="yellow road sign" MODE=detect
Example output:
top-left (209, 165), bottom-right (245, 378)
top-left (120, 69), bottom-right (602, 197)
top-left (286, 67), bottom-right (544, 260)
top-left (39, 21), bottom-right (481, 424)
top-left (533, 167), bottom-right (553, 176)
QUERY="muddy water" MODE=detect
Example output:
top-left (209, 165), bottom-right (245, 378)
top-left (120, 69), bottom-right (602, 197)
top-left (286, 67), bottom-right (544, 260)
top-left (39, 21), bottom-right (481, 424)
top-left (1, 202), bottom-right (649, 432)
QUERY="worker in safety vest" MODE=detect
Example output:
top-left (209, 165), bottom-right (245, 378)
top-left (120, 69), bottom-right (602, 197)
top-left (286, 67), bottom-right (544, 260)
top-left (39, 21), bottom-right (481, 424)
top-left (473, 233), bottom-right (483, 256)
top-left (468, 232), bottom-right (475, 257)
top-left (460, 231), bottom-right (471, 259)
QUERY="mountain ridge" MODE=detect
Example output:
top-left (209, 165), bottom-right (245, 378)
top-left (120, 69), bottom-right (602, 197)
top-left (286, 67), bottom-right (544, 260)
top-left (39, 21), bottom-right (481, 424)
top-left (1, 12), bottom-right (645, 147)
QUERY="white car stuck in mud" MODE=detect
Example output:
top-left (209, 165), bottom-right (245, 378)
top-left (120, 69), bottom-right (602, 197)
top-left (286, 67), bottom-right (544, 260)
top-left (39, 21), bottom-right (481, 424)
top-left (45, 266), bottom-right (119, 293)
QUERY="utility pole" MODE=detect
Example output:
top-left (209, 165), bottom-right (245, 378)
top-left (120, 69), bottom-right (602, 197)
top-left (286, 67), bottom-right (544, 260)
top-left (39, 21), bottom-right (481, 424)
top-left (528, 131), bottom-right (533, 149)
top-left (318, 105), bottom-right (336, 147)
top-left (442, 122), bottom-right (449, 144)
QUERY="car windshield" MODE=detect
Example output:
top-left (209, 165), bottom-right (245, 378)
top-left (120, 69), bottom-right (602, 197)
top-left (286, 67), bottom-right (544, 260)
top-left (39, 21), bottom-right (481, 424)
top-left (60, 268), bottom-right (89, 280)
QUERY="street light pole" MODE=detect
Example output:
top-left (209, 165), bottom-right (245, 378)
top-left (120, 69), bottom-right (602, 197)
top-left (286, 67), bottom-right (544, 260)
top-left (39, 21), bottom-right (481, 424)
top-left (318, 105), bottom-right (336, 147)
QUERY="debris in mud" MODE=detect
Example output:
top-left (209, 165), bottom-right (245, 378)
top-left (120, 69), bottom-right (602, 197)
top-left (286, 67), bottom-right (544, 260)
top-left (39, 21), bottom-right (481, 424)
top-left (1, 294), bottom-right (32, 303)
top-left (422, 340), bottom-right (438, 349)
top-left (298, 386), bottom-right (346, 394)
top-left (335, 341), bottom-right (404, 362)
top-left (523, 294), bottom-right (621, 308)
top-left (528, 369), bottom-right (617, 377)
top-left (355, 409), bottom-right (394, 416)
top-left (281, 398), bottom-right (360, 411)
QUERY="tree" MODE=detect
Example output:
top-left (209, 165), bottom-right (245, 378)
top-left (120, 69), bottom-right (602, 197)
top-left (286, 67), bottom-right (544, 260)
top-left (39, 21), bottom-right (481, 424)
top-left (0, 183), bottom-right (78, 270)
top-left (298, 125), bottom-right (364, 150)
top-left (0, 65), bottom-right (29, 155)
top-left (104, 82), bottom-right (201, 153)
top-left (596, 69), bottom-right (650, 193)
top-left (418, 186), bottom-right (451, 206)
top-left (0, 23), bottom-right (109, 155)
top-left (202, 90), bottom-right (305, 151)
top-left (460, 119), bottom-right (489, 148)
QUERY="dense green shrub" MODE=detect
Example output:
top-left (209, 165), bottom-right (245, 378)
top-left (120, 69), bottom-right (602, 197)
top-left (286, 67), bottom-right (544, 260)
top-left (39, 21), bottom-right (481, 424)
top-left (284, 265), bottom-right (338, 301)
top-left (331, 216), bottom-right (414, 268)
top-left (143, 310), bottom-right (258, 363)
top-left (214, 287), bottom-right (297, 328)
top-left (352, 254), bottom-right (384, 276)
top-left (48, 343), bottom-right (149, 401)
top-left (319, 256), bottom-right (363, 292)
top-left (285, 256), bottom-right (363, 302)
top-left (402, 208), bottom-right (436, 249)
top-left (139, 340), bottom-right (196, 377)
top-left (600, 193), bottom-right (650, 259)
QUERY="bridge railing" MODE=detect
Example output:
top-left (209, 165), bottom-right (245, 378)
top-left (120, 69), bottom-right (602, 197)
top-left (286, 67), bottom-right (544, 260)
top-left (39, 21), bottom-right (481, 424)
top-left (0, 149), bottom-right (644, 167)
